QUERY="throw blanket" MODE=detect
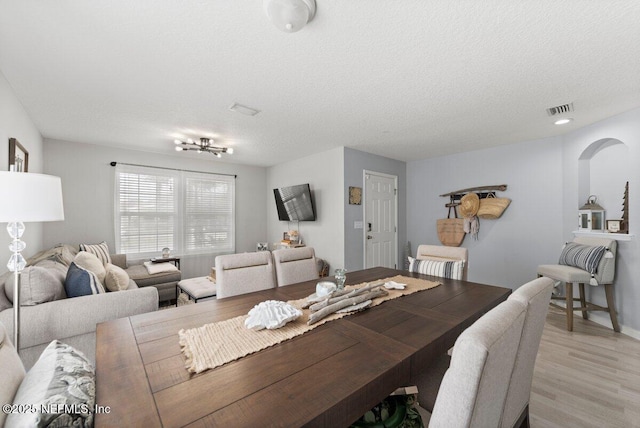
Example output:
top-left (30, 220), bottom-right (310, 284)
top-left (179, 275), bottom-right (440, 374)
top-left (143, 261), bottom-right (178, 274)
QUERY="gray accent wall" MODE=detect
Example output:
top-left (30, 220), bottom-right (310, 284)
top-left (407, 137), bottom-right (564, 289)
top-left (344, 147), bottom-right (407, 271)
top-left (42, 139), bottom-right (268, 279)
top-left (407, 107), bottom-right (640, 336)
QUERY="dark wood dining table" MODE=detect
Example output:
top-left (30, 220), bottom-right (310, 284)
top-left (95, 267), bottom-right (510, 427)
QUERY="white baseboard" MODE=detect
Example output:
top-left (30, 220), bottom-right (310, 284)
top-left (552, 300), bottom-right (640, 340)
top-left (584, 311), bottom-right (640, 340)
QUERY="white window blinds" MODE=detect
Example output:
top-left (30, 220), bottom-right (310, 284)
top-left (114, 164), bottom-right (235, 257)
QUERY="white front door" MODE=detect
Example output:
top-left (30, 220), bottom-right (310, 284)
top-left (364, 171), bottom-right (398, 269)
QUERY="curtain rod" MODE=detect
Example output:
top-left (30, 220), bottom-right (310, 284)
top-left (110, 161), bottom-right (237, 178)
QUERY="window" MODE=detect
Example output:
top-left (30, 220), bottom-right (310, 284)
top-left (114, 164), bottom-right (235, 257)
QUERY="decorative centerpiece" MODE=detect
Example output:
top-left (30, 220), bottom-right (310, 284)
top-left (288, 230), bottom-right (299, 244)
top-left (162, 247), bottom-right (171, 258)
top-left (244, 300), bottom-right (302, 330)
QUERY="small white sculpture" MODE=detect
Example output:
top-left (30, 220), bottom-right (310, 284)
top-left (245, 300), bottom-right (303, 331)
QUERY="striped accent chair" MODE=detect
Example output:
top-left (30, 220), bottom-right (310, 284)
top-left (537, 237), bottom-right (618, 332)
top-left (412, 244), bottom-right (468, 280)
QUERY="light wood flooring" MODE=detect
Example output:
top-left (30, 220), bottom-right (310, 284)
top-left (530, 308), bottom-right (640, 428)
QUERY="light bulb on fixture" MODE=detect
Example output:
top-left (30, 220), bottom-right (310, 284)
top-left (227, 148), bottom-right (234, 154)
top-left (175, 146), bottom-right (183, 151)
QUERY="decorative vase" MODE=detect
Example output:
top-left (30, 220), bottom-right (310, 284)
top-left (334, 268), bottom-right (347, 290)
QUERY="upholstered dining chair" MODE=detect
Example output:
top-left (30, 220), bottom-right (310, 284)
top-left (537, 236), bottom-right (619, 332)
top-left (420, 298), bottom-right (527, 427)
top-left (214, 252), bottom-right (276, 299)
top-left (272, 247), bottom-right (319, 286)
top-left (501, 277), bottom-right (554, 428)
top-left (414, 244), bottom-right (468, 280)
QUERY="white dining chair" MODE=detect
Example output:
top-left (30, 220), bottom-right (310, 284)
top-left (423, 298), bottom-right (526, 427)
top-left (415, 244), bottom-right (468, 280)
top-left (501, 276), bottom-right (554, 428)
top-left (214, 252), bottom-right (276, 298)
top-left (272, 247), bottom-right (319, 286)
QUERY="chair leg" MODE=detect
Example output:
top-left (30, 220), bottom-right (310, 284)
top-left (578, 283), bottom-right (588, 320)
top-left (565, 282), bottom-right (573, 331)
top-left (604, 284), bottom-right (621, 333)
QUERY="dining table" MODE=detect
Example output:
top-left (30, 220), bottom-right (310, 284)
top-left (94, 266), bottom-right (511, 427)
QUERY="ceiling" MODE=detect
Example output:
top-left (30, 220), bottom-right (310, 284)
top-left (1, 1), bottom-right (639, 167)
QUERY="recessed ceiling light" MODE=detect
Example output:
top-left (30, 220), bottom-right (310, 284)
top-left (229, 103), bottom-right (261, 116)
top-left (554, 118), bottom-right (573, 125)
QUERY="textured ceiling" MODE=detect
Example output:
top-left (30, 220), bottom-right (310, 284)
top-left (0, 1), bottom-right (639, 167)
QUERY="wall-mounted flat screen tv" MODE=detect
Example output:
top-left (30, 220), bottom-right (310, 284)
top-left (273, 183), bottom-right (316, 221)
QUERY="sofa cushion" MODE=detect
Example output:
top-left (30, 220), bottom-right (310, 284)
top-left (104, 263), bottom-right (130, 292)
top-left (79, 241), bottom-right (112, 265)
top-left (408, 256), bottom-right (465, 280)
top-left (26, 243), bottom-right (78, 267)
top-left (65, 262), bottom-right (105, 298)
top-left (74, 251), bottom-right (107, 284)
top-left (4, 265), bottom-right (66, 305)
top-left (5, 340), bottom-right (95, 428)
top-left (126, 264), bottom-right (182, 287)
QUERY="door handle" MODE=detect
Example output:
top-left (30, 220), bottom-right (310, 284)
top-left (367, 235), bottom-right (373, 239)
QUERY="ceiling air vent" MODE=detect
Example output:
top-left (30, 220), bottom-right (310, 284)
top-left (546, 102), bottom-right (574, 117)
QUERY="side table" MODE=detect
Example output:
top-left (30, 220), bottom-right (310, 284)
top-left (151, 256), bottom-right (181, 270)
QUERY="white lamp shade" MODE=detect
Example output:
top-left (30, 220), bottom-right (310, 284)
top-left (264, 0), bottom-right (316, 33)
top-left (0, 172), bottom-right (64, 222)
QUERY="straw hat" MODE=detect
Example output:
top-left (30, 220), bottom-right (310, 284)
top-left (459, 192), bottom-right (480, 218)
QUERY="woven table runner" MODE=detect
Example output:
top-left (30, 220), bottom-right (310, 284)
top-left (179, 275), bottom-right (439, 374)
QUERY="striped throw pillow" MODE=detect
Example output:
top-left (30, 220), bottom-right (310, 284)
top-left (558, 243), bottom-right (606, 274)
top-left (79, 241), bottom-right (111, 265)
top-left (408, 256), bottom-right (465, 280)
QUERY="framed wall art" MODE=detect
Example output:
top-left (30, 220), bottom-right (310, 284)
top-left (8, 138), bottom-right (29, 172)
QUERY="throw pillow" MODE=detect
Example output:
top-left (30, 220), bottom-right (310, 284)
top-left (104, 263), bottom-right (130, 292)
top-left (5, 340), bottom-right (95, 428)
top-left (4, 265), bottom-right (66, 305)
top-left (74, 251), bottom-right (107, 284)
top-left (408, 256), bottom-right (465, 280)
top-left (64, 262), bottom-right (105, 298)
top-left (79, 241), bottom-right (112, 265)
top-left (558, 242), bottom-right (606, 274)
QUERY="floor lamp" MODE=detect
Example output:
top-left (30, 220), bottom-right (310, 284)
top-left (0, 171), bottom-right (64, 350)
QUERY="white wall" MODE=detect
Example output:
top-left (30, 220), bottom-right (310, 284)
top-left (561, 108), bottom-right (640, 336)
top-left (267, 147), bottom-right (345, 274)
top-left (0, 70), bottom-right (45, 264)
top-left (407, 137), bottom-right (565, 289)
top-left (42, 139), bottom-right (268, 279)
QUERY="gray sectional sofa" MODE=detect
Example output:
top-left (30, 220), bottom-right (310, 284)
top-left (0, 244), bottom-right (163, 369)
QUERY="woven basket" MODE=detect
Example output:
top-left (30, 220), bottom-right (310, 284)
top-left (477, 195), bottom-right (511, 219)
top-left (436, 218), bottom-right (466, 247)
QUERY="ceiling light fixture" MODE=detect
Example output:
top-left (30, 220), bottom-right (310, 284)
top-left (173, 138), bottom-right (234, 158)
top-left (264, 0), bottom-right (316, 33)
top-left (554, 118), bottom-right (573, 125)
